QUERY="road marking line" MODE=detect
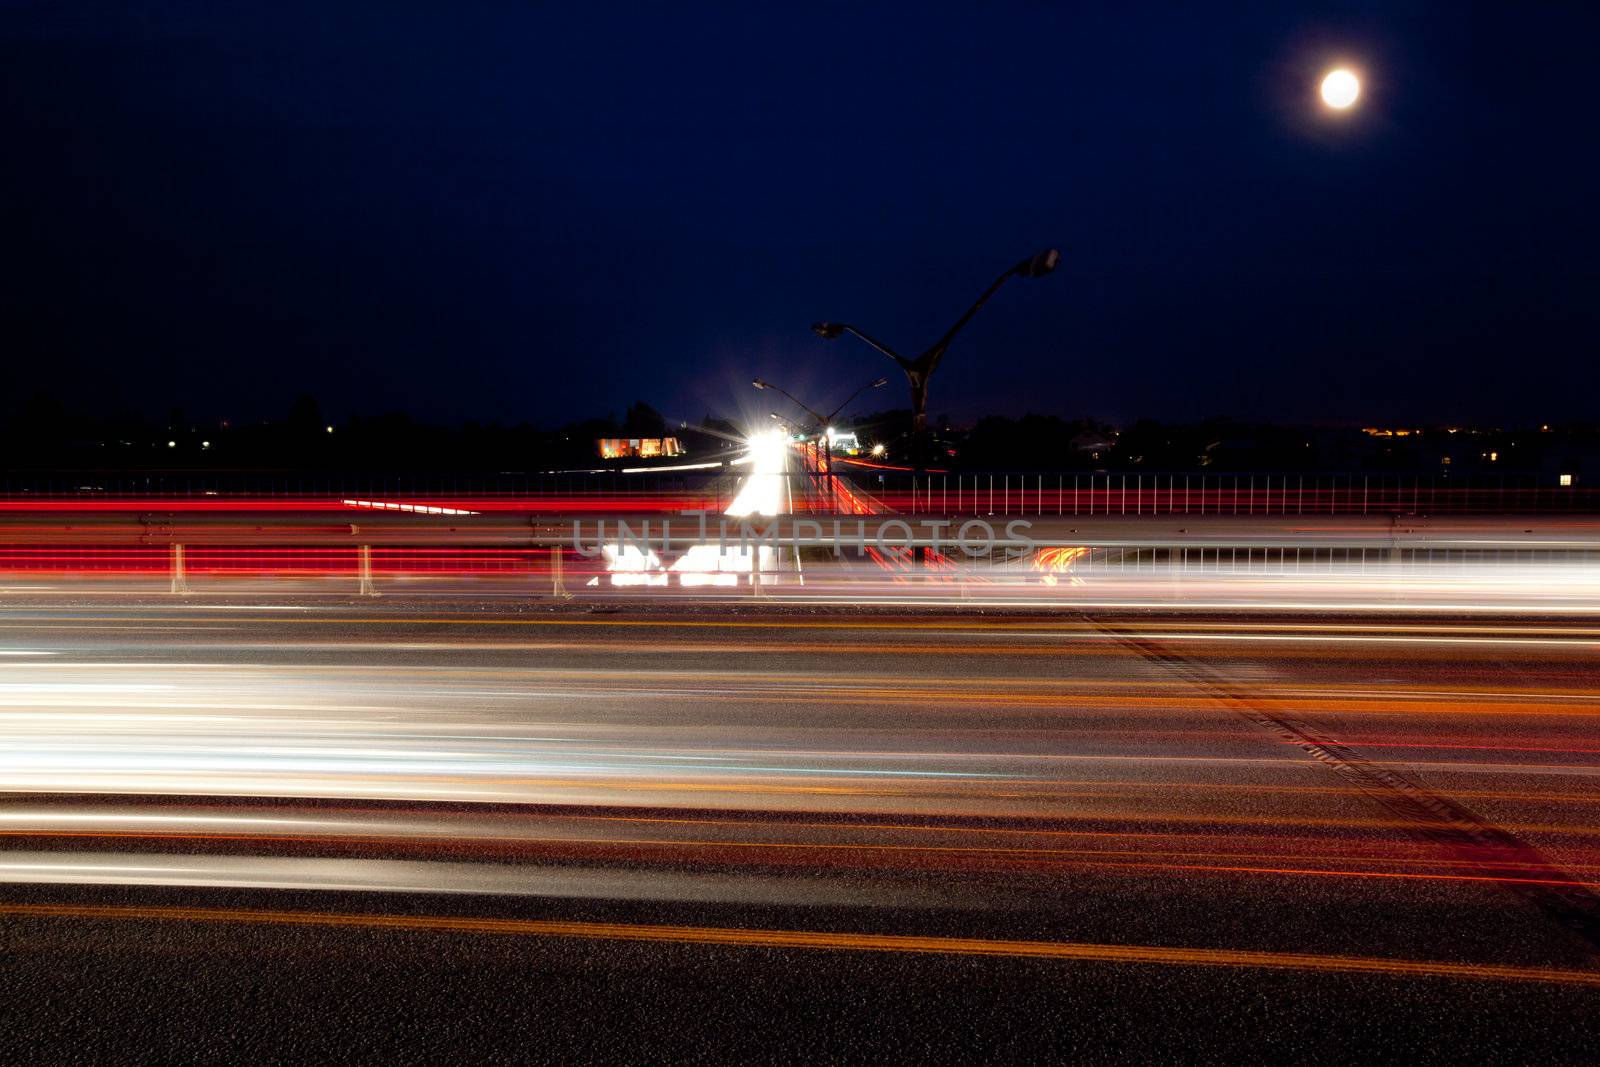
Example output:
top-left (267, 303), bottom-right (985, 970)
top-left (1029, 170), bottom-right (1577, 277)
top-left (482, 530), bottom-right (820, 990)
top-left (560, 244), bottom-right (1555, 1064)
top-left (3, 902), bottom-right (1597, 986)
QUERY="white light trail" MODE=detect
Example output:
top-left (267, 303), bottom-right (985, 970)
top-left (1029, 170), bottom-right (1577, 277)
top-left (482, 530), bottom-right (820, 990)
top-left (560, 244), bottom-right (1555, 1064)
top-left (342, 499), bottom-right (480, 515)
top-left (724, 430), bottom-right (789, 518)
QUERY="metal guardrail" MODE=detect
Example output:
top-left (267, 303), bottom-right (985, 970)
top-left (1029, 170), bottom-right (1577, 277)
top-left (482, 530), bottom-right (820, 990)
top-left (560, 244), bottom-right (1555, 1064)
top-left (0, 469), bottom-right (1592, 514)
top-left (2, 511), bottom-right (1599, 594)
top-left (3, 510), bottom-right (1600, 544)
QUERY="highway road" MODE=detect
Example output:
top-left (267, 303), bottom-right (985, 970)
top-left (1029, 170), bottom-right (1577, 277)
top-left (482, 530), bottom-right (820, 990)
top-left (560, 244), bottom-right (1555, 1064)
top-left (3, 597), bottom-right (1599, 1060)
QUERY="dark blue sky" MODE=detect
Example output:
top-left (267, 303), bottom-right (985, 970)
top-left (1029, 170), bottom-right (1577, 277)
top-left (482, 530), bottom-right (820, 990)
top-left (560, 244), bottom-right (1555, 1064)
top-left (3, 2), bottom-right (1596, 428)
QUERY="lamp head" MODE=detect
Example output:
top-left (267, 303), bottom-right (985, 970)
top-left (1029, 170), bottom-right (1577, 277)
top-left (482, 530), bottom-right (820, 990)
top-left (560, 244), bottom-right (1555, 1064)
top-left (1017, 248), bottom-right (1061, 278)
top-left (811, 322), bottom-right (845, 340)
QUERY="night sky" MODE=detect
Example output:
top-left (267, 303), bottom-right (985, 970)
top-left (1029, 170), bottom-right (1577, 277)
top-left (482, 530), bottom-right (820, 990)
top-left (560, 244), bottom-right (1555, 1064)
top-left (3, 2), bottom-right (1596, 429)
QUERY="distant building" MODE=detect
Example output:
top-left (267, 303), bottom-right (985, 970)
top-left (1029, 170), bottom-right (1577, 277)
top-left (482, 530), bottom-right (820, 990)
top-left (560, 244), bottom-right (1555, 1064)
top-left (597, 437), bottom-right (684, 460)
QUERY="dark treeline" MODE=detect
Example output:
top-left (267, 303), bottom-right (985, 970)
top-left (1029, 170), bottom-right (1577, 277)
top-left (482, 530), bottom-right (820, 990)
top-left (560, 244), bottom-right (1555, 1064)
top-left (0, 394), bottom-right (738, 474)
top-left (3, 392), bottom-right (1597, 479)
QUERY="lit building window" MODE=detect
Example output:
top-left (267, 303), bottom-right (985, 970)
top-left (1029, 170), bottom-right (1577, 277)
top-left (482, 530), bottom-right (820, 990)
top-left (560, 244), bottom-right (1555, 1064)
top-left (598, 437), bottom-right (685, 459)
top-left (1559, 473), bottom-right (1574, 487)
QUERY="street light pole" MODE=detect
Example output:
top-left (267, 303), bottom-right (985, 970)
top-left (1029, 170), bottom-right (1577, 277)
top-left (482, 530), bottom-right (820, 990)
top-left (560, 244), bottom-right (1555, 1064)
top-left (812, 248), bottom-right (1060, 472)
top-left (753, 375), bottom-right (888, 511)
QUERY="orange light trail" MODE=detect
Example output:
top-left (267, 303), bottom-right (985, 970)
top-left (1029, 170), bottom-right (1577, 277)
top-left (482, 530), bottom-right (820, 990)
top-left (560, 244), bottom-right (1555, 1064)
top-left (3, 902), bottom-right (1596, 987)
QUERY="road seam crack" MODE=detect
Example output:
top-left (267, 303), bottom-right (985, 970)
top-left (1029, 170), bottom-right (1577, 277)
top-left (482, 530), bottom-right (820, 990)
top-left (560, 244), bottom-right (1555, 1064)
top-left (1086, 617), bottom-right (1600, 959)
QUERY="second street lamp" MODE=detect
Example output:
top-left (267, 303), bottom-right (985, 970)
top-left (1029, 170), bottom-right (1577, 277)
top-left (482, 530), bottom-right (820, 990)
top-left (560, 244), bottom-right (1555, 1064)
top-left (812, 248), bottom-right (1060, 471)
top-left (752, 375), bottom-right (888, 510)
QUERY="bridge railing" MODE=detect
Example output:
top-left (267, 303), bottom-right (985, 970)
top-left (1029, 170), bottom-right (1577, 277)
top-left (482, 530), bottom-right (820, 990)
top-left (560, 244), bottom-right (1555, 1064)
top-left (844, 471), bottom-right (1595, 515)
top-left (2, 510), bottom-right (1599, 596)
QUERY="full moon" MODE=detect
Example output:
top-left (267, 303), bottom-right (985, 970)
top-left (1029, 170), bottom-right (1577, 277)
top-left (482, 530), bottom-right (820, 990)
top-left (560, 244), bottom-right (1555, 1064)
top-left (1321, 68), bottom-right (1360, 109)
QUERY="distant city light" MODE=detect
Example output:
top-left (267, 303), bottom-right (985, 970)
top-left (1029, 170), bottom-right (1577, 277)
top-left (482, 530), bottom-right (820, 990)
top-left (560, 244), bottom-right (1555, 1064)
top-left (1321, 69), bottom-right (1360, 109)
top-left (201, 440), bottom-right (211, 449)
top-left (871, 443), bottom-right (887, 457)
top-left (1560, 473), bottom-right (1575, 487)
top-left (326, 425), bottom-right (334, 434)
top-left (598, 437), bottom-right (684, 459)
top-left (166, 440), bottom-right (176, 448)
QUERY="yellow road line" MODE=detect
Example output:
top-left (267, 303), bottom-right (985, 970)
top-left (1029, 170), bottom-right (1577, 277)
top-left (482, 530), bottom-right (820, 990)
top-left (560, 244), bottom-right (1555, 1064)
top-left (4, 902), bottom-right (1596, 987)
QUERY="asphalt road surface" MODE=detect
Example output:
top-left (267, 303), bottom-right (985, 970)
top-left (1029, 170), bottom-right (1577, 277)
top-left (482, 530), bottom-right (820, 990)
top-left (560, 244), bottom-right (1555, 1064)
top-left (3, 597), bottom-right (1598, 1061)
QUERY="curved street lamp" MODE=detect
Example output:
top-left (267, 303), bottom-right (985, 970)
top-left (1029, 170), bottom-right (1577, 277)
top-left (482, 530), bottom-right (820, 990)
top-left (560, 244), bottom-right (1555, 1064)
top-left (812, 248), bottom-right (1060, 470)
